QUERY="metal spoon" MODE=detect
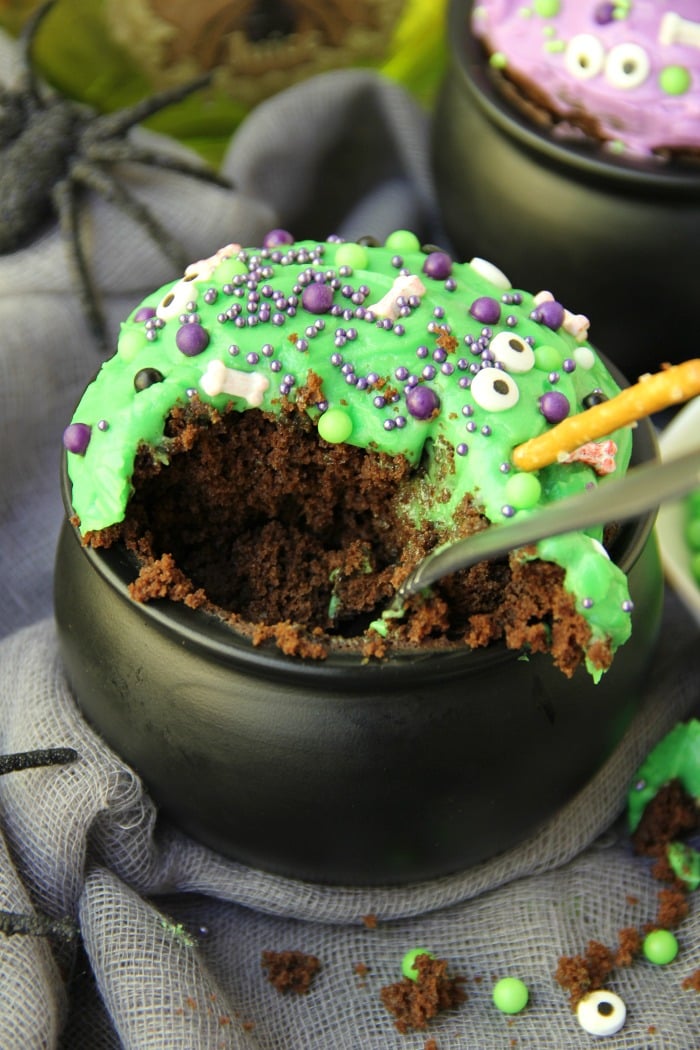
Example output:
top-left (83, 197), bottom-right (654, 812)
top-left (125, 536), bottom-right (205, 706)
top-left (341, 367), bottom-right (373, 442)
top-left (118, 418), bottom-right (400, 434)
top-left (391, 448), bottom-right (700, 608)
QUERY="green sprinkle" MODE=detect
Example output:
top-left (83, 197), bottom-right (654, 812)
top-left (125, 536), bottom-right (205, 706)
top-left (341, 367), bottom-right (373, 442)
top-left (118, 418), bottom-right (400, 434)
top-left (493, 976), bottom-right (529, 1014)
top-left (659, 65), bottom-right (692, 97)
top-left (643, 929), bottom-right (679, 966)
top-left (490, 51), bottom-right (508, 69)
top-left (118, 327), bottom-right (147, 363)
top-left (534, 344), bottom-right (563, 371)
top-left (544, 39), bottom-right (565, 53)
top-left (335, 242), bottom-right (369, 271)
top-left (534, 0), bottom-right (560, 16)
top-left (317, 408), bottom-right (353, 444)
top-left (384, 230), bottom-right (421, 255)
top-left (401, 947), bottom-right (435, 982)
top-left (667, 841), bottom-right (700, 891)
top-left (217, 258), bottom-right (249, 282)
top-left (505, 472), bottom-right (542, 510)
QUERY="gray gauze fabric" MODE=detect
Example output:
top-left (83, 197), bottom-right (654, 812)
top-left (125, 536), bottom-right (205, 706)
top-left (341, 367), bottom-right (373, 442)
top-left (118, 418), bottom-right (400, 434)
top-left (1, 29), bottom-right (699, 1050)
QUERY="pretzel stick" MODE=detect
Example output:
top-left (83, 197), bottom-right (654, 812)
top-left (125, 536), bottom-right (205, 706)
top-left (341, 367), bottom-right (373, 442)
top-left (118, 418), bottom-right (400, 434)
top-left (512, 359), bottom-right (700, 472)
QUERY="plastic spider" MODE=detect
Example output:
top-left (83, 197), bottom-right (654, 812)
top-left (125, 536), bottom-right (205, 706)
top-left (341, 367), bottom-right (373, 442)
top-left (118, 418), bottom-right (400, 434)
top-left (0, 1), bottom-right (233, 352)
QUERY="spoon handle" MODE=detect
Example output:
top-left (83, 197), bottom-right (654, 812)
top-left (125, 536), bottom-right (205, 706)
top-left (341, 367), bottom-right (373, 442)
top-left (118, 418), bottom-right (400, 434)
top-left (397, 448), bottom-right (700, 600)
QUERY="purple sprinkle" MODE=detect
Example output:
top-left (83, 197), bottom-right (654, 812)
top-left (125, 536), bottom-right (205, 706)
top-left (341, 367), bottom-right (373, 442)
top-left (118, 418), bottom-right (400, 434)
top-left (622, 600), bottom-right (635, 613)
top-left (539, 390), bottom-right (571, 423)
top-left (532, 299), bottom-right (565, 330)
top-left (563, 358), bottom-right (576, 373)
top-left (97, 419), bottom-right (109, 431)
top-left (62, 422), bottom-right (91, 455)
top-left (469, 297), bottom-right (501, 325)
top-left (176, 323), bottom-right (209, 356)
top-left (501, 505), bottom-right (516, 518)
top-left (456, 443), bottom-right (469, 456)
top-left (582, 598), bottom-right (595, 609)
top-left (263, 228), bottom-right (294, 248)
top-left (422, 251), bottom-right (453, 280)
top-left (593, 1), bottom-right (616, 23)
top-left (406, 385), bottom-right (440, 420)
top-left (134, 306), bottom-right (156, 323)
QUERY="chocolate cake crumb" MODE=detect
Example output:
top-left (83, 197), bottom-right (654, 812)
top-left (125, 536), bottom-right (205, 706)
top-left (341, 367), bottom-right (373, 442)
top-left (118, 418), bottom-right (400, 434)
top-left (554, 940), bottom-right (616, 1010)
top-left (261, 950), bottom-right (321, 995)
top-left (682, 969), bottom-right (700, 992)
top-left (380, 954), bottom-right (466, 1033)
top-left (631, 780), bottom-right (700, 859)
top-left (615, 927), bottom-right (642, 968)
top-left (653, 888), bottom-right (689, 931)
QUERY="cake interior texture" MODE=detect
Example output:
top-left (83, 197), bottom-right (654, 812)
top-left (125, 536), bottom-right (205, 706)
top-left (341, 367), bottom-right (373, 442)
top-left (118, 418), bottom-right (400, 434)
top-left (95, 398), bottom-right (604, 674)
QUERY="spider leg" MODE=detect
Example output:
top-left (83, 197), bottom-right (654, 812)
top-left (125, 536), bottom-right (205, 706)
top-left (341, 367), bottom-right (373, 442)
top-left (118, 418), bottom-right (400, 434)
top-left (87, 74), bottom-right (216, 141)
top-left (0, 747), bottom-right (78, 776)
top-left (70, 160), bottom-right (191, 271)
top-left (52, 176), bottom-right (111, 352)
top-left (82, 139), bottom-right (233, 190)
top-left (17, 0), bottom-right (56, 103)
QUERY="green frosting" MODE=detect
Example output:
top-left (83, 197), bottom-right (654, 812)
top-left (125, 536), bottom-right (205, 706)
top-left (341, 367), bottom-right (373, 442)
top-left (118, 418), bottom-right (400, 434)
top-left (65, 233), bottom-right (635, 665)
top-left (629, 720), bottom-right (700, 833)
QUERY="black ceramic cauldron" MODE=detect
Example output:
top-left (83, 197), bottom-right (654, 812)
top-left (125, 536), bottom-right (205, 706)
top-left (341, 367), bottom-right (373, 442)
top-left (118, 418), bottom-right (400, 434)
top-left (432, 0), bottom-right (700, 379)
top-left (55, 417), bottom-right (663, 886)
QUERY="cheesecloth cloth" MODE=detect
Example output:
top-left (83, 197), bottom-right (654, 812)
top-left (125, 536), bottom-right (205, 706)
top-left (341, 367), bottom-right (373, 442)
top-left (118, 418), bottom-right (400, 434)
top-left (1, 30), bottom-right (699, 1050)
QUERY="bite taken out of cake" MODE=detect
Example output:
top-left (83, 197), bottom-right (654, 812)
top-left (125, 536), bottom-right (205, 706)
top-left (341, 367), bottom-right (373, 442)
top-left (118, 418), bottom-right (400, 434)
top-left (63, 229), bottom-right (641, 680)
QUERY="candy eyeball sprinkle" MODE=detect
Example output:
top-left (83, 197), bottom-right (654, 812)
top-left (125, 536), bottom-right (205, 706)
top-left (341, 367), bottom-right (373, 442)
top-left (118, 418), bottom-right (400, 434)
top-left (468, 257), bottom-right (512, 290)
top-left (489, 332), bottom-right (535, 373)
top-left (470, 367), bottom-right (520, 411)
top-left (605, 43), bottom-right (650, 89)
top-left (576, 989), bottom-right (626, 1036)
top-left (565, 34), bottom-right (605, 80)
